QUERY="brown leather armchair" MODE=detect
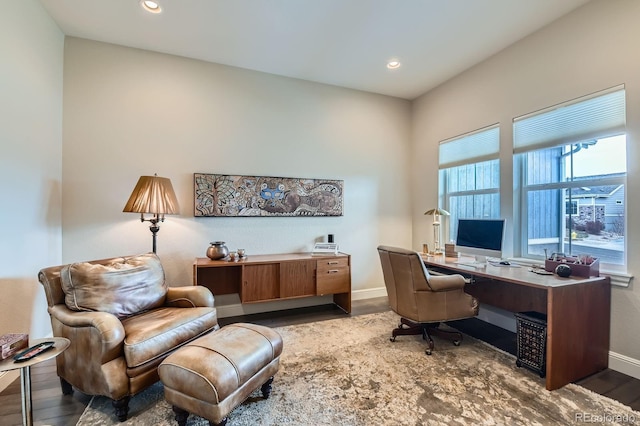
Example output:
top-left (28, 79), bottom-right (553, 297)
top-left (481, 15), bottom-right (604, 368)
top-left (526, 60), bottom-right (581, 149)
top-left (38, 253), bottom-right (219, 421)
top-left (377, 245), bottom-right (479, 354)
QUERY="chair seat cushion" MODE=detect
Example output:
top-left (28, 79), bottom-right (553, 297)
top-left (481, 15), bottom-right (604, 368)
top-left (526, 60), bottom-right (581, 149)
top-left (121, 306), bottom-right (218, 368)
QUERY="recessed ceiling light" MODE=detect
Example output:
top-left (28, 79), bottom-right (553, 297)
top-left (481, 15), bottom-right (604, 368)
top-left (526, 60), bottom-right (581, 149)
top-left (387, 59), bottom-right (401, 70)
top-left (141, 0), bottom-right (162, 13)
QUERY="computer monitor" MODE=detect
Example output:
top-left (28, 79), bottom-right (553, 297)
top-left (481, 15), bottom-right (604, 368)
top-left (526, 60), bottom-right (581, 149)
top-left (454, 218), bottom-right (505, 263)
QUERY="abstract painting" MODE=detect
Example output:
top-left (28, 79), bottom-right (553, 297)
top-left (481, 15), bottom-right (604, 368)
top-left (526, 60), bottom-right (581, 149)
top-left (194, 173), bottom-right (344, 217)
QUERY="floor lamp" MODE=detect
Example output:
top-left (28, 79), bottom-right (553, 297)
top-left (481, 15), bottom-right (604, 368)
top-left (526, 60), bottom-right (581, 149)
top-left (123, 174), bottom-right (180, 253)
top-left (424, 207), bottom-right (450, 254)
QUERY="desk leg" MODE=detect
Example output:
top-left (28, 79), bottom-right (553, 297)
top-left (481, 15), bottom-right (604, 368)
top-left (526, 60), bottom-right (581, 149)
top-left (20, 365), bottom-right (32, 426)
top-left (546, 278), bottom-right (610, 390)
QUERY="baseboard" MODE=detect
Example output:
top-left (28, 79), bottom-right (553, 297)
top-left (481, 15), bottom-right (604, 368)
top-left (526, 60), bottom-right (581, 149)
top-left (352, 286), bottom-right (388, 300)
top-left (477, 303), bottom-right (517, 333)
top-left (609, 351), bottom-right (640, 380)
top-left (215, 287), bottom-right (389, 318)
top-left (215, 295), bottom-right (337, 318)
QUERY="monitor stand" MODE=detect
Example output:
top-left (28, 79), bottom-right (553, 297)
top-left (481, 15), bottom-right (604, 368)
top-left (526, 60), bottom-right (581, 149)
top-left (454, 255), bottom-right (488, 268)
top-left (474, 255), bottom-right (488, 264)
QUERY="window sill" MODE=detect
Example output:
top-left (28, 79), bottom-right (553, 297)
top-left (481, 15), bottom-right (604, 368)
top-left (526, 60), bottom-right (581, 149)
top-left (509, 258), bottom-right (632, 288)
top-left (601, 270), bottom-right (633, 287)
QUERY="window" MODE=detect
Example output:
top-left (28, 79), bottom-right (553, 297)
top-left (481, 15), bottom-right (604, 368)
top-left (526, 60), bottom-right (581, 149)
top-left (439, 125), bottom-right (500, 242)
top-left (514, 86), bottom-right (626, 268)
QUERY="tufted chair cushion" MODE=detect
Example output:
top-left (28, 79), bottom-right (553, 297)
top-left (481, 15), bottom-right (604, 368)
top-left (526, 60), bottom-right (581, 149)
top-left (60, 253), bottom-right (167, 318)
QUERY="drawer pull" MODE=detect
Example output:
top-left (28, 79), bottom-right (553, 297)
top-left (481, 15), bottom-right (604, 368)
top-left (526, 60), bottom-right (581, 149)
top-left (328, 269), bottom-right (340, 274)
top-left (327, 261), bottom-right (339, 265)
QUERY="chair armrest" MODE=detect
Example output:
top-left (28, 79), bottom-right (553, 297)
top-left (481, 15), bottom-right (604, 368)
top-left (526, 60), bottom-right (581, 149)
top-left (48, 304), bottom-right (125, 359)
top-left (427, 274), bottom-right (467, 291)
top-left (165, 286), bottom-right (214, 308)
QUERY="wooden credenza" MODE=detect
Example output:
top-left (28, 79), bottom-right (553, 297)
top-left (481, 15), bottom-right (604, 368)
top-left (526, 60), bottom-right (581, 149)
top-left (193, 252), bottom-right (351, 313)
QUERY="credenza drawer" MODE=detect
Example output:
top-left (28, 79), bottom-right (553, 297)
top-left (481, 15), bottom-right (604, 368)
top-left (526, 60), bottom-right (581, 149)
top-left (316, 263), bottom-right (350, 295)
top-left (316, 257), bottom-right (349, 271)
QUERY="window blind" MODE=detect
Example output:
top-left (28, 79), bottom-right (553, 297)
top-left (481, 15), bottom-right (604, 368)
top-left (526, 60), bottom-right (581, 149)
top-left (439, 125), bottom-right (499, 169)
top-left (513, 85), bottom-right (625, 154)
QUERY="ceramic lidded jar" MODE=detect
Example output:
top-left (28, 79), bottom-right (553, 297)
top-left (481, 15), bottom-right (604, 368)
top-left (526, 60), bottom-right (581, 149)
top-left (206, 241), bottom-right (229, 260)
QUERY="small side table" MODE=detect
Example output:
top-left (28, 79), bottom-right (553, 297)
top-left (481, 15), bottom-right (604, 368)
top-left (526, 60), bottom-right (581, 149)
top-left (0, 337), bottom-right (70, 426)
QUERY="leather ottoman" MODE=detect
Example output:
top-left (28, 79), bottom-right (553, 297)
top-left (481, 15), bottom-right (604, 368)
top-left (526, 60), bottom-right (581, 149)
top-left (158, 323), bottom-right (283, 426)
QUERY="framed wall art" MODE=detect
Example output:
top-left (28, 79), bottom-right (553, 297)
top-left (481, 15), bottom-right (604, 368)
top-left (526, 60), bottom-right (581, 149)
top-left (194, 173), bottom-right (344, 217)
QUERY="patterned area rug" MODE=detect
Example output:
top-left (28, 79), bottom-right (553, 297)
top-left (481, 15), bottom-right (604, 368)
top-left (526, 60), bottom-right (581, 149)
top-left (77, 311), bottom-right (638, 425)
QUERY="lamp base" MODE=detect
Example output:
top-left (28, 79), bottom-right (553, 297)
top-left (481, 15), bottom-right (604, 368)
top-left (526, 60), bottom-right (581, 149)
top-left (149, 224), bottom-right (159, 254)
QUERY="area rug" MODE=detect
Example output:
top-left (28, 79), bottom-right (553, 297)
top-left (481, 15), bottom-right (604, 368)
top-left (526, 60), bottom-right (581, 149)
top-left (77, 311), bottom-right (638, 425)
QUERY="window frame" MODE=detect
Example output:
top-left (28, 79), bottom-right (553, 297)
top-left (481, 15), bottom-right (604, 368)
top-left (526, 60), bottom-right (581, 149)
top-left (438, 125), bottom-right (501, 243)
top-left (513, 86), bottom-right (627, 272)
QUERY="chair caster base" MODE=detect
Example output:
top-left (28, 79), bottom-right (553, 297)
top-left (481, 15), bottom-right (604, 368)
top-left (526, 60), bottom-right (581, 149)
top-left (389, 317), bottom-right (464, 355)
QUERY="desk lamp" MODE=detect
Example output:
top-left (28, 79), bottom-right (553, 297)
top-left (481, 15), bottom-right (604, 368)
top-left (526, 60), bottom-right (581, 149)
top-left (424, 207), bottom-right (450, 254)
top-left (123, 174), bottom-right (180, 253)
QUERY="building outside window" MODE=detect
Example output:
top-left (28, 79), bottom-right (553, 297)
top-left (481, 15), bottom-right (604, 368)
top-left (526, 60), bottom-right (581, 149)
top-left (513, 86), bottom-right (627, 269)
top-left (439, 125), bottom-right (500, 243)
top-left (565, 200), bottom-right (578, 216)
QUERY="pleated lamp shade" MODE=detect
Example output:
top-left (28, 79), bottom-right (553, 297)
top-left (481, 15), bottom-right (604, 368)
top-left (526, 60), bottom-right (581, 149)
top-left (123, 175), bottom-right (180, 215)
top-left (424, 208), bottom-right (450, 216)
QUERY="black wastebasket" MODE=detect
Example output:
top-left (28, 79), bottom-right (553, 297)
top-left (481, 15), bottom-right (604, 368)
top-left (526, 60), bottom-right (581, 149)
top-left (515, 311), bottom-right (547, 378)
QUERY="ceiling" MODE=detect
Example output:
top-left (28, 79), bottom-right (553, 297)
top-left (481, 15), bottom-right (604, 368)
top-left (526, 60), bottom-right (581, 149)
top-left (39, 0), bottom-right (590, 100)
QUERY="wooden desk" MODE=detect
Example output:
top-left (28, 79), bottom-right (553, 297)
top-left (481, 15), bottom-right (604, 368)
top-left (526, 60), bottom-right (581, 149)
top-left (423, 255), bottom-right (611, 391)
top-left (194, 252), bottom-right (351, 313)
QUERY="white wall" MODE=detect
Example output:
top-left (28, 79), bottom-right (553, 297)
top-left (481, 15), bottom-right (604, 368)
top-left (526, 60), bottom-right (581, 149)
top-left (0, 0), bottom-right (64, 389)
top-left (412, 0), bottom-right (640, 377)
top-left (62, 38), bottom-right (412, 314)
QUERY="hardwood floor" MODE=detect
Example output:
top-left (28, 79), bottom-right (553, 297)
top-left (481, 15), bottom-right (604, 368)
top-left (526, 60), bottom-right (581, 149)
top-left (1, 297), bottom-right (637, 425)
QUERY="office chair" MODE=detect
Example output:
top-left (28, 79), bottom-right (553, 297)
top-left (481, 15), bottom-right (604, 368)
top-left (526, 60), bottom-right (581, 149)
top-left (377, 245), bottom-right (479, 355)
